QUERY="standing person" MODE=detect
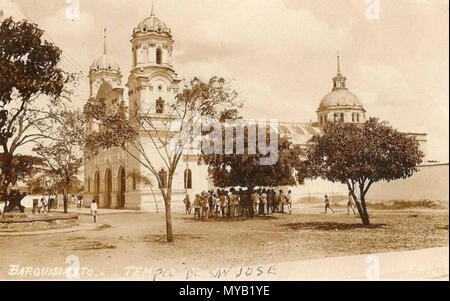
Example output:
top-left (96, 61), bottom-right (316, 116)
top-left (183, 194), bottom-right (191, 215)
top-left (208, 191), bottom-right (214, 218)
top-left (347, 192), bottom-right (356, 215)
top-left (226, 190), bottom-right (232, 218)
top-left (324, 195), bottom-right (335, 214)
top-left (210, 191), bottom-right (217, 218)
top-left (286, 190), bottom-right (293, 214)
top-left (232, 191), bottom-right (240, 218)
top-left (273, 190), bottom-right (280, 213)
top-left (267, 189), bottom-right (273, 214)
top-left (251, 190), bottom-right (260, 217)
top-left (260, 189), bottom-right (267, 217)
top-left (39, 197), bottom-right (47, 214)
top-left (214, 191), bottom-right (220, 216)
top-left (193, 194), bottom-right (201, 220)
top-left (77, 195), bottom-right (83, 209)
top-left (201, 192), bottom-right (209, 220)
top-left (90, 200), bottom-right (98, 223)
top-left (279, 190), bottom-right (286, 213)
top-left (219, 191), bottom-right (227, 218)
top-left (229, 192), bottom-right (235, 218)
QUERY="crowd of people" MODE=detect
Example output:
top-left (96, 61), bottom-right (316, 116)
top-left (184, 189), bottom-right (358, 220)
top-left (183, 188), bottom-right (293, 220)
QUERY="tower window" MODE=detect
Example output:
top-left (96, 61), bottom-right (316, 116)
top-left (340, 113), bottom-right (344, 122)
top-left (357, 113), bottom-right (360, 122)
top-left (334, 113), bottom-right (338, 122)
top-left (156, 48), bottom-right (162, 64)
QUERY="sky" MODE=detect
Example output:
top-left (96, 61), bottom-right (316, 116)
top-left (2, 0), bottom-right (449, 162)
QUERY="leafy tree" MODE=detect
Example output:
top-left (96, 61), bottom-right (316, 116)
top-left (201, 129), bottom-right (304, 191)
top-left (85, 76), bottom-right (240, 242)
top-left (33, 110), bottom-right (85, 213)
top-left (0, 17), bottom-right (71, 211)
top-left (300, 118), bottom-right (424, 226)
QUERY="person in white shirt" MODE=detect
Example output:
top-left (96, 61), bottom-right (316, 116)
top-left (90, 200), bottom-right (98, 223)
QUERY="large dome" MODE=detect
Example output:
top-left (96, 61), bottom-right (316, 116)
top-left (89, 53), bottom-right (120, 73)
top-left (319, 89), bottom-right (363, 109)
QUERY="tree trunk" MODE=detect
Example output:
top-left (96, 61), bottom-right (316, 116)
top-left (360, 194), bottom-right (370, 227)
top-left (359, 187), bottom-right (370, 227)
top-left (164, 197), bottom-right (174, 243)
top-left (63, 191), bottom-right (68, 214)
top-left (164, 175), bottom-right (174, 243)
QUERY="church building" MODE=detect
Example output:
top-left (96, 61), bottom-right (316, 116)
top-left (83, 6), bottom-right (428, 211)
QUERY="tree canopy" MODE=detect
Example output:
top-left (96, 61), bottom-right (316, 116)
top-left (0, 17), bottom-right (73, 211)
top-left (300, 118), bottom-right (424, 226)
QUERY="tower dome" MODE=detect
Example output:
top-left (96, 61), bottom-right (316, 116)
top-left (133, 3), bottom-right (172, 38)
top-left (316, 54), bottom-right (366, 124)
top-left (88, 28), bottom-right (122, 99)
top-left (89, 28), bottom-right (121, 74)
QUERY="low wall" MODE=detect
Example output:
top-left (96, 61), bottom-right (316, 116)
top-left (0, 213), bottom-right (78, 232)
top-left (367, 164), bottom-right (449, 202)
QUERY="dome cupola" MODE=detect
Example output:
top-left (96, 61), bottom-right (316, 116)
top-left (132, 3), bottom-right (172, 39)
top-left (316, 53), bottom-right (366, 124)
top-left (88, 28), bottom-right (122, 98)
top-left (89, 28), bottom-right (121, 74)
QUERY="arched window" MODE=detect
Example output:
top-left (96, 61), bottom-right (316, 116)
top-left (340, 113), bottom-right (344, 122)
top-left (334, 113), bottom-right (338, 122)
top-left (159, 169), bottom-right (168, 189)
top-left (357, 113), bottom-right (360, 122)
top-left (156, 97), bottom-right (165, 114)
top-left (352, 113), bottom-right (355, 122)
top-left (184, 169), bottom-right (192, 189)
top-left (156, 48), bottom-right (162, 64)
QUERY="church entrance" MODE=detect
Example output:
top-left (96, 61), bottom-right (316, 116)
top-left (118, 167), bottom-right (126, 208)
top-left (105, 169), bottom-right (112, 208)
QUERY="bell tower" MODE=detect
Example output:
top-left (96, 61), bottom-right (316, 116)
top-left (89, 28), bottom-right (122, 99)
top-left (127, 2), bottom-right (181, 118)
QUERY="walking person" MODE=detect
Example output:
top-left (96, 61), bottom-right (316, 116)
top-left (324, 195), bottom-right (335, 214)
top-left (90, 199), bottom-right (98, 223)
top-left (347, 192), bottom-right (356, 215)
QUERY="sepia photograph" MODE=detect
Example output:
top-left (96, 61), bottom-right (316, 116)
top-left (0, 0), bottom-right (448, 289)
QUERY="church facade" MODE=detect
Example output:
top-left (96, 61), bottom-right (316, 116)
top-left (83, 7), bottom-right (428, 211)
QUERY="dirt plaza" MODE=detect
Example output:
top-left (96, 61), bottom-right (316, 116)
top-left (0, 207), bottom-right (448, 280)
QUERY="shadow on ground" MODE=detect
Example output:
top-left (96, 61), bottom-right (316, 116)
top-left (142, 234), bottom-right (204, 244)
top-left (180, 216), bottom-right (279, 223)
top-left (283, 222), bottom-right (389, 231)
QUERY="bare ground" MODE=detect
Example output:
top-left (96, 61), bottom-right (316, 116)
top-left (0, 208), bottom-right (448, 280)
